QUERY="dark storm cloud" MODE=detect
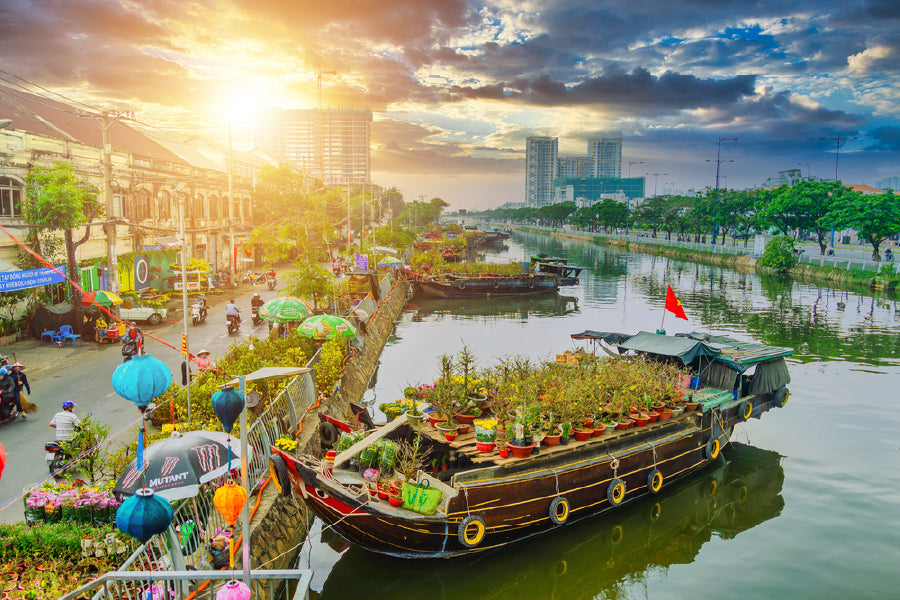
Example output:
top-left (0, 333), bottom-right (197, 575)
top-left (438, 67), bottom-right (756, 112)
top-left (866, 127), bottom-right (900, 151)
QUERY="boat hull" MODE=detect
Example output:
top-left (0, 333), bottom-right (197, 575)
top-left (276, 394), bottom-right (783, 558)
top-left (413, 274), bottom-right (559, 299)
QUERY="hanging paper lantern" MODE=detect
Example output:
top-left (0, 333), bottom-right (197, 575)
top-left (116, 488), bottom-right (173, 542)
top-left (111, 354), bottom-right (173, 412)
top-left (211, 386), bottom-right (244, 433)
top-left (213, 481), bottom-right (247, 526)
top-left (216, 580), bottom-right (251, 600)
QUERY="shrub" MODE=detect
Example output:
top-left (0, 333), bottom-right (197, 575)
top-left (758, 236), bottom-right (797, 272)
top-left (315, 337), bottom-right (349, 396)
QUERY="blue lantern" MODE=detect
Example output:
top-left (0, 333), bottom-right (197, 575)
top-left (111, 354), bottom-right (172, 412)
top-left (211, 386), bottom-right (245, 433)
top-left (116, 488), bottom-right (174, 542)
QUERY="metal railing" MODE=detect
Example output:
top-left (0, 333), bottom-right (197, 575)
top-left (798, 252), bottom-right (899, 273)
top-left (64, 570), bottom-right (312, 600)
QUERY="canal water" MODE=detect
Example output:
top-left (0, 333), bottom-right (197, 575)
top-left (301, 231), bottom-right (900, 599)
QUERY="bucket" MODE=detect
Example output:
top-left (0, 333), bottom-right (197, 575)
top-left (689, 375), bottom-right (702, 390)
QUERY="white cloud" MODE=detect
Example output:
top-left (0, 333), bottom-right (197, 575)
top-left (846, 45), bottom-right (891, 75)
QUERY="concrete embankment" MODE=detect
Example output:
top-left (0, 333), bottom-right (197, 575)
top-left (246, 278), bottom-right (412, 575)
top-left (525, 228), bottom-right (898, 294)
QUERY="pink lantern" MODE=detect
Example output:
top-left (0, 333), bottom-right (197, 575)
top-left (216, 580), bottom-right (251, 600)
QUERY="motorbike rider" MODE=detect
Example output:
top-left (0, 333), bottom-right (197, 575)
top-left (193, 294), bottom-right (208, 321)
top-left (225, 298), bottom-right (241, 325)
top-left (0, 367), bottom-right (20, 420)
top-left (49, 401), bottom-right (81, 441)
top-left (121, 322), bottom-right (142, 362)
top-left (267, 269), bottom-right (276, 283)
top-left (10, 362), bottom-right (30, 419)
top-left (251, 292), bottom-right (264, 310)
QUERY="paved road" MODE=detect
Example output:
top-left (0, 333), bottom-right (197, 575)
top-left (0, 279), bottom-right (283, 523)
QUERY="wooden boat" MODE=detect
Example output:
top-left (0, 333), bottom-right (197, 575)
top-left (530, 255), bottom-right (582, 285)
top-left (409, 272), bottom-right (559, 299)
top-left (269, 331), bottom-right (792, 559)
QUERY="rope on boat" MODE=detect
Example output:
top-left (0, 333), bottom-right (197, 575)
top-left (554, 472), bottom-right (560, 498)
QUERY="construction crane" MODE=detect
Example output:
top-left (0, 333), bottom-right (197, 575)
top-left (316, 70), bottom-right (336, 110)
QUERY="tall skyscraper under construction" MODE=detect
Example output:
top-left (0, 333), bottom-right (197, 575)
top-left (526, 137), bottom-right (558, 207)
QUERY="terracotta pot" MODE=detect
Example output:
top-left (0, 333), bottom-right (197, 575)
top-left (591, 423), bottom-right (607, 437)
top-left (475, 441), bottom-right (496, 453)
top-left (542, 434), bottom-right (561, 447)
top-left (652, 403), bottom-right (666, 413)
top-left (427, 414), bottom-right (448, 428)
top-left (388, 495), bottom-right (403, 507)
top-left (454, 412), bottom-right (478, 425)
top-left (573, 429), bottom-right (592, 442)
top-left (634, 414), bottom-right (650, 427)
top-left (456, 423), bottom-right (471, 435)
top-left (658, 410), bottom-right (673, 422)
top-left (684, 402), bottom-right (700, 412)
top-left (646, 410), bottom-right (659, 423)
top-left (582, 416), bottom-right (594, 428)
top-left (506, 442), bottom-right (535, 459)
top-left (615, 419), bottom-right (631, 431)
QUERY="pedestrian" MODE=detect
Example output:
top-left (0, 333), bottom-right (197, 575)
top-left (195, 350), bottom-right (212, 372)
top-left (0, 367), bottom-right (20, 418)
top-left (49, 401), bottom-right (81, 441)
top-left (10, 361), bottom-right (33, 418)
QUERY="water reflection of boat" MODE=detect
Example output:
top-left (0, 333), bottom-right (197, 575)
top-left (408, 295), bottom-right (579, 319)
top-left (315, 443), bottom-right (785, 599)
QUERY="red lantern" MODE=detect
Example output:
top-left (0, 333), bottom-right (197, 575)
top-left (213, 481), bottom-right (247, 527)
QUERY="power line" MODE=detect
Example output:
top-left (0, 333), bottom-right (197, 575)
top-left (0, 68), bottom-right (102, 113)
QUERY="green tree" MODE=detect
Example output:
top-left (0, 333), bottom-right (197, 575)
top-left (24, 162), bottom-right (103, 331)
top-left (757, 181), bottom-right (850, 254)
top-left (536, 201), bottom-right (576, 226)
top-left (281, 262), bottom-right (333, 310)
top-left (820, 190), bottom-right (900, 259)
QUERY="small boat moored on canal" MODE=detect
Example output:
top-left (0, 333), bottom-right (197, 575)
top-left (530, 254), bottom-right (582, 285)
top-left (406, 269), bottom-right (560, 299)
top-left (269, 330), bottom-right (792, 559)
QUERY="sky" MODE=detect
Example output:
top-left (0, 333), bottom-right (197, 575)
top-left (1, 0), bottom-right (899, 210)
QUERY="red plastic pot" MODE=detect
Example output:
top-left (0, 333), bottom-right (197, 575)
top-left (475, 441), bottom-right (496, 453)
top-left (573, 429), bottom-right (592, 442)
top-left (388, 495), bottom-right (403, 507)
top-left (506, 442), bottom-right (535, 459)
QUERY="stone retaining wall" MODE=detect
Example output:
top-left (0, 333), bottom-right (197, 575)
top-left (244, 278), bottom-right (412, 583)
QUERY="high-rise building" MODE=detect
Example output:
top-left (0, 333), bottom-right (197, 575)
top-left (257, 107), bottom-right (372, 185)
top-left (526, 137), bottom-right (558, 207)
top-left (876, 176), bottom-right (900, 191)
top-left (557, 156), bottom-right (594, 178)
top-left (589, 137), bottom-right (622, 178)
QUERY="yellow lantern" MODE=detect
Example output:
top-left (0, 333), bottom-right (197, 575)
top-left (213, 481), bottom-right (247, 527)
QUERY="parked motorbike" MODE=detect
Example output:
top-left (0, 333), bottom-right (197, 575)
top-left (191, 298), bottom-right (208, 326)
top-left (227, 313), bottom-right (241, 335)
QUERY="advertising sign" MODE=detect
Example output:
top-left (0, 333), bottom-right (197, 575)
top-left (0, 266), bottom-right (67, 292)
top-left (355, 254), bottom-right (369, 270)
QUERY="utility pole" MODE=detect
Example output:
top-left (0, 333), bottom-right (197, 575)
top-left (820, 136), bottom-right (857, 181)
top-left (228, 120), bottom-right (235, 281)
top-left (707, 137), bottom-right (738, 245)
top-left (80, 109), bottom-right (134, 295)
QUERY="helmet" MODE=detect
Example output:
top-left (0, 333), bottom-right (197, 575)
top-left (62, 401), bottom-right (76, 409)
top-left (0, 367), bottom-right (8, 376)
top-left (253, 292), bottom-right (260, 297)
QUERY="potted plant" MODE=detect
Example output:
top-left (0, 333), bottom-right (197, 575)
top-left (473, 417), bottom-right (498, 452)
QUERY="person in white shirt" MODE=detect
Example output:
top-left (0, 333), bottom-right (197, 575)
top-left (49, 401), bottom-right (81, 441)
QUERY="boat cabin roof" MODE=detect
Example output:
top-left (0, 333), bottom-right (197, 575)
top-left (571, 330), bottom-right (793, 368)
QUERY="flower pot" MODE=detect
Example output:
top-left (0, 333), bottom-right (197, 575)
top-left (456, 424), bottom-right (471, 435)
top-left (560, 436), bottom-right (570, 445)
top-left (475, 441), bottom-right (496, 453)
top-left (658, 410), bottom-right (673, 422)
top-left (507, 442), bottom-right (535, 458)
top-left (389, 495), bottom-right (403, 507)
top-left (573, 429), bottom-right (592, 442)
top-left (454, 413), bottom-right (478, 425)
top-left (377, 489), bottom-right (388, 500)
top-left (684, 401), bottom-right (700, 412)
top-left (634, 414), bottom-right (650, 427)
top-left (542, 434), bottom-right (561, 447)
top-left (498, 448), bottom-right (510, 459)
top-left (582, 416), bottom-right (594, 428)
top-left (427, 414), bottom-right (448, 428)
top-left (406, 412), bottom-right (426, 426)
top-left (468, 393), bottom-right (488, 405)
top-left (646, 410), bottom-right (659, 423)
top-left (616, 418), bottom-right (633, 430)
top-left (444, 431), bottom-right (458, 442)
top-left (591, 423), bottom-right (607, 437)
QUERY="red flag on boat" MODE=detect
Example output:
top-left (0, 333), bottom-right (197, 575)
top-left (665, 285), bottom-right (688, 320)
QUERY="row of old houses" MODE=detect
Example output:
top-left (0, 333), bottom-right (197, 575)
top-left (0, 82), bottom-right (311, 299)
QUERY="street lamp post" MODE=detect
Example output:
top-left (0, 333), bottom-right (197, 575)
top-left (797, 163), bottom-right (811, 181)
top-left (708, 137), bottom-right (738, 245)
top-left (820, 136), bottom-right (857, 181)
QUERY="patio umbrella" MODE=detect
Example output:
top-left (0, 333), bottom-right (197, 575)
top-left (259, 296), bottom-right (314, 322)
top-left (82, 290), bottom-right (124, 307)
top-left (113, 430), bottom-right (250, 501)
top-left (297, 314), bottom-right (357, 340)
top-left (376, 257), bottom-right (402, 268)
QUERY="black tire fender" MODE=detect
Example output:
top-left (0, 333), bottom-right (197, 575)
top-left (773, 386), bottom-right (789, 408)
top-left (738, 400), bottom-right (753, 421)
top-left (647, 468), bottom-right (663, 494)
top-left (607, 478), bottom-right (626, 506)
top-left (269, 454), bottom-right (292, 497)
top-left (319, 421), bottom-right (340, 448)
top-left (549, 497), bottom-right (569, 525)
top-left (458, 515), bottom-right (486, 548)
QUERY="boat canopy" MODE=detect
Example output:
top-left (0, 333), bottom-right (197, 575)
top-left (570, 330), bottom-right (634, 345)
top-left (617, 331), bottom-right (721, 365)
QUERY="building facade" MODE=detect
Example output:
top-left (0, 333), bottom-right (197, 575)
top-left (257, 107), bottom-right (372, 186)
top-left (557, 156), bottom-right (594, 178)
top-left (525, 137), bottom-right (558, 207)
top-left (589, 137), bottom-right (622, 178)
top-left (552, 176), bottom-right (646, 205)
